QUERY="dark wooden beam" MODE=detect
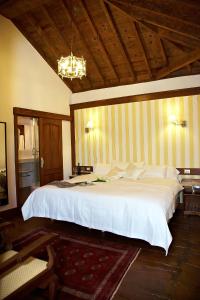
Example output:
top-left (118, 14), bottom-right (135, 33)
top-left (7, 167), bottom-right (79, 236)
top-left (105, 0), bottom-right (200, 50)
top-left (118, 0), bottom-right (200, 27)
top-left (133, 22), bottom-right (152, 79)
top-left (156, 48), bottom-right (200, 79)
top-left (196, 61), bottom-right (200, 67)
top-left (157, 34), bottom-right (188, 58)
top-left (106, 0), bottom-right (200, 40)
top-left (174, 0), bottom-right (200, 9)
top-left (80, 0), bottom-right (119, 82)
top-left (0, 0), bottom-right (52, 18)
top-left (158, 38), bottom-right (168, 66)
top-left (140, 22), bottom-right (200, 50)
top-left (100, 0), bottom-right (136, 81)
top-left (186, 64), bottom-right (192, 74)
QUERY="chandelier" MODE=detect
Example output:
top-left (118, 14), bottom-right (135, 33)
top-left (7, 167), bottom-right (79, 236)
top-left (57, 5), bottom-right (86, 81)
top-left (58, 52), bottom-right (86, 80)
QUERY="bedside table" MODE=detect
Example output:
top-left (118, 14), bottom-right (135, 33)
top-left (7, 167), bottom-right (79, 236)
top-left (182, 179), bottom-right (200, 216)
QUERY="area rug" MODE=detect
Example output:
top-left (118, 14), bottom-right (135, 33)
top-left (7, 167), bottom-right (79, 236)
top-left (13, 229), bottom-right (140, 300)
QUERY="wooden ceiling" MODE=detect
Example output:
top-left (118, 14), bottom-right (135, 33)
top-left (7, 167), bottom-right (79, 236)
top-left (1, 0), bottom-right (200, 93)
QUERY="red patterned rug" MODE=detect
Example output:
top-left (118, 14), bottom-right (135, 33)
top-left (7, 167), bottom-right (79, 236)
top-left (14, 229), bottom-right (140, 300)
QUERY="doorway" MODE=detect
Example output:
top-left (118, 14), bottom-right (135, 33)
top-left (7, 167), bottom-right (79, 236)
top-left (14, 108), bottom-right (66, 207)
top-left (17, 116), bottom-right (40, 206)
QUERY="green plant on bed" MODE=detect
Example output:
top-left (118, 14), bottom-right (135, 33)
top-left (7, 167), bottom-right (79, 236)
top-left (93, 177), bottom-right (107, 182)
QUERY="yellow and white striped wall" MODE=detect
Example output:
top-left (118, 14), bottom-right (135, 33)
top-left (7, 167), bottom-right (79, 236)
top-left (74, 95), bottom-right (200, 168)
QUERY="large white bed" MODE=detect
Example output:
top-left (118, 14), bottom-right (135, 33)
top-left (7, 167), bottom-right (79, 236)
top-left (22, 170), bottom-right (183, 255)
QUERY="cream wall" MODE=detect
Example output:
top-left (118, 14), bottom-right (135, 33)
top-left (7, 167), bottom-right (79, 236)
top-left (0, 15), bottom-right (72, 210)
top-left (75, 95), bottom-right (200, 168)
top-left (71, 75), bottom-right (200, 104)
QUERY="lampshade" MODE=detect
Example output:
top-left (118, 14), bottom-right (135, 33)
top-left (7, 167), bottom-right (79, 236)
top-left (85, 120), bottom-right (93, 133)
top-left (58, 52), bottom-right (86, 80)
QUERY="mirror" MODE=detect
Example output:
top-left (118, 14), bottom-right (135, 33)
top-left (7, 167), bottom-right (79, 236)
top-left (0, 122), bottom-right (8, 205)
top-left (17, 116), bottom-right (40, 206)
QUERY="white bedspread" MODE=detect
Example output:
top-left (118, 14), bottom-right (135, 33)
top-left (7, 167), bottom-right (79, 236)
top-left (22, 178), bottom-right (183, 254)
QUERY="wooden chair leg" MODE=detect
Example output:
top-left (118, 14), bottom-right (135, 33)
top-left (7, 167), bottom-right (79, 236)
top-left (48, 275), bottom-right (57, 300)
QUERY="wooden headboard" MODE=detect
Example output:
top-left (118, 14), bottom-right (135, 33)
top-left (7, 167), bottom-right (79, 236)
top-left (72, 165), bottom-right (93, 175)
top-left (177, 168), bottom-right (200, 175)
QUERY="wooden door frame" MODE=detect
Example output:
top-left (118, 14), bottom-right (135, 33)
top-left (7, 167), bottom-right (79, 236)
top-left (13, 107), bottom-right (71, 207)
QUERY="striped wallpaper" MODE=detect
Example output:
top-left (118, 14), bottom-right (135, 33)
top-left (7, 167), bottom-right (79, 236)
top-left (74, 95), bottom-right (200, 168)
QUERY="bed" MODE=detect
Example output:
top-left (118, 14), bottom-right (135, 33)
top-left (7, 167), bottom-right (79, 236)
top-left (22, 165), bottom-right (183, 255)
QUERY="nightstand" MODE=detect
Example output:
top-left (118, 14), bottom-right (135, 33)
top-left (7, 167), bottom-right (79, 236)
top-left (181, 179), bottom-right (200, 216)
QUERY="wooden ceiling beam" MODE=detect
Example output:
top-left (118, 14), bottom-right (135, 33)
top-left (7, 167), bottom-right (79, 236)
top-left (118, 0), bottom-right (200, 27)
top-left (165, 39), bottom-right (190, 55)
top-left (0, 0), bottom-right (52, 18)
top-left (196, 61), bottom-right (200, 67)
top-left (105, 1), bottom-right (167, 72)
top-left (140, 22), bottom-right (200, 50)
top-left (60, 0), bottom-right (105, 86)
top-left (186, 64), bottom-right (192, 74)
top-left (80, 0), bottom-right (119, 82)
top-left (174, 0), bottom-right (200, 9)
top-left (106, 0), bottom-right (200, 41)
top-left (105, 0), bottom-right (197, 49)
top-left (156, 48), bottom-right (200, 79)
top-left (100, 0), bottom-right (136, 81)
top-left (158, 38), bottom-right (168, 67)
top-left (106, 0), bottom-right (200, 59)
top-left (133, 22), bottom-right (152, 79)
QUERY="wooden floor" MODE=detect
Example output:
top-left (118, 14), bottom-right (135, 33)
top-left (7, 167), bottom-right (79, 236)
top-left (2, 208), bottom-right (200, 300)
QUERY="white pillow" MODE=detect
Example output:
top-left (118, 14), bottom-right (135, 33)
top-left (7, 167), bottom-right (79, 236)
top-left (139, 165), bottom-right (167, 179)
top-left (124, 167), bottom-right (144, 180)
top-left (126, 162), bottom-right (144, 171)
top-left (105, 167), bottom-right (126, 180)
top-left (93, 163), bottom-right (111, 175)
top-left (133, 161), bottom-right (145, 168)
top-left (166, 166), bottom-right (180, 179)
top-left (111, 160), bottom-right (129, 170)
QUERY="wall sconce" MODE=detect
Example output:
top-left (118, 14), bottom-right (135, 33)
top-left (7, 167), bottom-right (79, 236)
top-left (85, 120), bottom-right (93, 133)
top-left (169, 115), bottom-right (187, 127)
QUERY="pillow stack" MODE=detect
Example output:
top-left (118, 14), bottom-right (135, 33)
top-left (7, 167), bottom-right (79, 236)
top-left (93, 162), bottom-right (180, 181)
